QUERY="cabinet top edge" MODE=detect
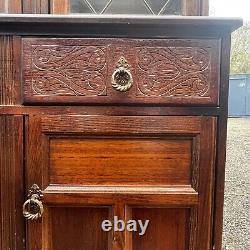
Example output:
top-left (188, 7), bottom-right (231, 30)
top-left (0, 14), bottom-right (243, 35)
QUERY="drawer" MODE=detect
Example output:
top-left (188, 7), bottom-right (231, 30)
top-left (22, 38), bottom-right (220, 105)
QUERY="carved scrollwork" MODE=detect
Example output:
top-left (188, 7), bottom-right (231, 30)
top-left (136, 47), bottom-right (211, 97)
top-left (23, 40), bottom-right (215, 101)
top-left (27, 44), bottom-right (108, 96)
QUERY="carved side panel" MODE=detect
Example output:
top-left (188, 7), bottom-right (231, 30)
top-left (136, 46), bottom-right (211, 97)
top-left (23, 41), bottom-right (108, 97)
top-left (0, 115), bottom-right (25, 250)
top-left (0, 36), bottom-right (21, 105)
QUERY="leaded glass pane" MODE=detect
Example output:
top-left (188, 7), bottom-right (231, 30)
top-left (70, 0), bottom-right (182, 15)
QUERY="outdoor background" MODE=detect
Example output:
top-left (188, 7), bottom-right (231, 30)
top-left (210, 1), bottom-right (250, 249)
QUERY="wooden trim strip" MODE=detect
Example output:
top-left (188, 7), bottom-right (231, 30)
top-left (0, 15), bottom-right (243, 35)
top-left (42, 192), bottom-right (199, 206)
top-left (22, 0), bottom-right (50, 14)
top-left (41, 115), bottom-right (202, 134)
top-left (44, 185), bottom-right (197, 194)
top-left (0, 106), bottom-right (221, 116)
top-left (212, 35), bottom-right (231, 250)
top-left (50, 0), bottom-right (69, 14)
top-left (0, 36), bottom-right (21, 105)
top-left (0, 115), bottom-right (25, 250)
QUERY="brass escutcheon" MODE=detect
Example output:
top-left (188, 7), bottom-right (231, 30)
top-left (23, 184), bottom-right (44, 220)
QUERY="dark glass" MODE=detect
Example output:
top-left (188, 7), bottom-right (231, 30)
top-left (70, 0), bottom-right (182, 15)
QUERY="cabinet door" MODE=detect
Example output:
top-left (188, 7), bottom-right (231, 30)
top-left (25, 115), bottom-right (216, 250)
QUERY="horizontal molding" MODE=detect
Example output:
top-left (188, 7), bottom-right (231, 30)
top-left (0, 15), bottom-right (242, 37)
top-left (43, 189), bottom-right (198, 206)
top-left (0, 106), bottom-right (221, 116)
top-left (41, 115), bottom-right (202, 134)
top-left (45, 185), bottom-right (197, 194)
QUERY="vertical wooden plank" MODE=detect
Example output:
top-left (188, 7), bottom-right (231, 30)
top-left (50, 0), bottom-right (70, 14)
top-left (0, 0), bottom-right (6, 13)
top-left (0, 36), bottom-right (22, 105)
top-left (23, 0), bottom-right (50, 14)
top-left (113, 202), bottom-right (126, 250)
top-left (0, 115), bottom-right (25, 250)
top-left (201, 0), bottom-right (209, 16)
top-left (182, 0), bottom-right (201, 16)
top-left (0, 0), bottom-right (21, 13)
top-left (197, 117), bottom-right (217, 250)
top-left (25, 115), bottom-right (44, 250)
top-left (0, 0), bottom-right (22, 14)
top-left (125, 206), bottom-right (132, 250)
top-left (213, 35), bottom-right (232, 250)
top-left (8, 0), bottom-right (22, 13)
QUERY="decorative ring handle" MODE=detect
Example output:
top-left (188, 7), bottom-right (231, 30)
top-left (112, 57), bottom-right (133, 92)
top-left (23, 197), bottom-right (44, 220)
top-left (23, 184), bottom-right (43, 220)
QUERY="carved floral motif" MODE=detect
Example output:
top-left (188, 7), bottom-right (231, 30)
top-left (136, 47), bottom-right (211, 97)
top-left (27, 45), bottom-right (107, 96)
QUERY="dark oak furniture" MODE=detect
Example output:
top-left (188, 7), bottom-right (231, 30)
top-left (0, 15), bottom-right (242, 250)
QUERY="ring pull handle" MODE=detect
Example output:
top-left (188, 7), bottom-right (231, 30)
top-left (112, 57), bottom-right (133, 92)
top-left (23, 184), bottom-right (43, 220)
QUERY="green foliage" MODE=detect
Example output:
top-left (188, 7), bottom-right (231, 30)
top-left (230, 22), bottom-right (250, 74)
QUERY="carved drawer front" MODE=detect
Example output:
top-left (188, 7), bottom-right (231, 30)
top-left (22, 38), bottom-right (220, 105)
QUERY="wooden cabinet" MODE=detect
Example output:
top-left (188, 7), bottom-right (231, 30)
top-left (0, 15), bottom-right (242, 250)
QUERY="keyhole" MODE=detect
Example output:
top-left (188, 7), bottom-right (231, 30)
top-left (114, 70), bottom-right (130, 86)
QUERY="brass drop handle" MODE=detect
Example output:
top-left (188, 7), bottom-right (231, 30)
top-left (112, 56), bottom-right (133, 92)
top-left (23, 184), bottom-right (44, 220)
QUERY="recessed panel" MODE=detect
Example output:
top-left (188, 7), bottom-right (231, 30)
top-left (132, 208), bottom-right (190, 250)
top-left (49, 137), bottom-right (192, 186)
top-left (50, 207), bottom-right (110, 250)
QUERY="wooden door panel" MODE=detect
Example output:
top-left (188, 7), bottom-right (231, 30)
top-left (49, 206), bottom-right (111, 250)
top-left (131, 207), bottom-right (190, 250)
top-left (49, 137), bottom-right (192, 186)
top-left (26, 115), bottom-right (216, 250)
